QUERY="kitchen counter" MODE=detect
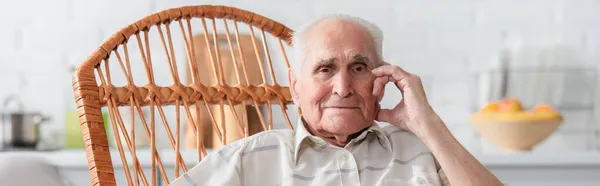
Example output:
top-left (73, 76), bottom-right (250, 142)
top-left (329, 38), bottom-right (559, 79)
top-left (474, 152), bottom-right (600, 167)
top-left (1, 149), bottom-right (599, 186)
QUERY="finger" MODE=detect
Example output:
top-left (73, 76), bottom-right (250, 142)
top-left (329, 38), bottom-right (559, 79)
top-left (377, 88), bottom-right (385, 103)
top-left (371, 65), bottom-right (412, 82)
top-left (375, 108), bottom-right (394, 123)
top-left (372, 65), bottom-right (407, 92)
top-left (372, 76), bottom-right (388, 98)
top-left (371, 63), bottom-right (393, 97)
top-left (372, 65), bottom-right (421, 95)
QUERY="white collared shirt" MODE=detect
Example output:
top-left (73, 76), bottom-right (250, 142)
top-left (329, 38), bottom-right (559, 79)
top-left (170, 119), bottom-right (450, 186)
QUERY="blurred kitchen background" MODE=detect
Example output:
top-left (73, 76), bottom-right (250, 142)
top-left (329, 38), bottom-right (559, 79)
top-left (0, 0), bottom-right (599, 185)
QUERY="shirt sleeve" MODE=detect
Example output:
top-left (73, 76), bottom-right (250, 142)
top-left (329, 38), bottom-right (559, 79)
top-left (169, 145), bottom-right (244, 186)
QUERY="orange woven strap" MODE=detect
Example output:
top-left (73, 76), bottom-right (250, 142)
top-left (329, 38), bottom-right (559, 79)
top-left (261, 83), bottom-right (288, 109)
top-left (143, 84), bottom-right (167, 102)
top-left (101, 84), bottom-right (117, 102)
top-left (86, 5), bottom-right (292, 69)
top-left (98, 85), bottom-right (292, 106)
top-left (189, 83), bottom-right (212, 101)
top-left (124, 84), bottom-right (143, 102)
top-left (168, 84), bottom-right (191, 103)
top-left (235, 84), bottom-right (258, 102)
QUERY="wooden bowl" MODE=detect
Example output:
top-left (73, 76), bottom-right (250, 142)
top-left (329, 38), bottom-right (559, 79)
top-left (471, 112), bottom-right (563, 152)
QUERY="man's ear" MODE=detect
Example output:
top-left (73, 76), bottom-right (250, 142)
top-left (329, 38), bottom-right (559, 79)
top-left (288, 68), bottom-right (300, 105)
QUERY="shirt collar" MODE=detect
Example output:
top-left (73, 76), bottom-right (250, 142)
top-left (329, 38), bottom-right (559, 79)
top-left (293, 117), bottom-right (392, 162)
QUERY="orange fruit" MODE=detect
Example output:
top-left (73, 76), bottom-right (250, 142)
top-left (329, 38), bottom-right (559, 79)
top-left (481, 102), bottom-right (501, 112)
top-left (500, 98), bottom-right (523, 112)
top-left (533, 104), bottom-right (555, 113)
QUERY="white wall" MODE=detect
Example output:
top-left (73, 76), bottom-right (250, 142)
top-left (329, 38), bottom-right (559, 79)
top-left (0, 0), bottom-right (599, 153)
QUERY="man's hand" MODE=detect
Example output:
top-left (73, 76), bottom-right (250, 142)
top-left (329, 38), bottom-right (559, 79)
top-left (371, 62), bottom-right (442, 136)
top-left (372, 62), bottom-right (504, 186)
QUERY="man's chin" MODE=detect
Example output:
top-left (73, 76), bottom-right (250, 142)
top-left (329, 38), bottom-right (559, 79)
top-left (323, 118), bottom-right (371, 134)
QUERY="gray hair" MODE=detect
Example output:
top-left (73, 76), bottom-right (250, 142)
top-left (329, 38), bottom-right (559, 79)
top-left (290, 14), bottom-right (384, 76)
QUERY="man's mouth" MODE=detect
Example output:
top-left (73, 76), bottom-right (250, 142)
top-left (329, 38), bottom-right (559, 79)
top-left (325, 106), bottom-right (359, 109)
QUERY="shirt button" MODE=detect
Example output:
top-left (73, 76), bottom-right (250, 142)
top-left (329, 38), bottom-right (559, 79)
top-left (416, 177), bottom-right (428, 186)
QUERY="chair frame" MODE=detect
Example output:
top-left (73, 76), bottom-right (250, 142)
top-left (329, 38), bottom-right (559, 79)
top-left (72, 5), bottom-right (294, 186)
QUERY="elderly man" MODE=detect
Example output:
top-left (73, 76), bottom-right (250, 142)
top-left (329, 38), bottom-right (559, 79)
top-left (171, 15), bottom-right (503, 186)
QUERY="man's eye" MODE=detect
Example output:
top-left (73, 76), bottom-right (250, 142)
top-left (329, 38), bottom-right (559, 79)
top-left (319, 67), bottom-right (331, 73)
top-left (354, 66), bottom-right (365, 72)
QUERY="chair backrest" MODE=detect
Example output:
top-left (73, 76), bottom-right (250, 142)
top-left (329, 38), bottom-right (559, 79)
top-left (72, 5), bottom-right (295, 186)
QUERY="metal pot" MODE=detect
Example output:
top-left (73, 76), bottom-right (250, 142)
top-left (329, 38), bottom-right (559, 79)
top-left (1, 95), bottom-right (50, 150)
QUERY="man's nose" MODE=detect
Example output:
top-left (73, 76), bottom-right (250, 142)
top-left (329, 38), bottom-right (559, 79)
top-left (332, 71), bottom-right (354, 98)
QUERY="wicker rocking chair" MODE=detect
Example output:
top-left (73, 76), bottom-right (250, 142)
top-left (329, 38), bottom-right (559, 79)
top-left (72, 5), bottom-right (295, 186)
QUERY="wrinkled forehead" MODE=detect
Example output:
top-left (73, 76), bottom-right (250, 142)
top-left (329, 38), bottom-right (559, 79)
top-left (301, 23), bottom-right (377, 72)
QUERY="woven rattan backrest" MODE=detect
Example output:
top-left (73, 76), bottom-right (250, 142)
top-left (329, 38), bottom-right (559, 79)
top-left (72, 5), bottom-right (294, 186)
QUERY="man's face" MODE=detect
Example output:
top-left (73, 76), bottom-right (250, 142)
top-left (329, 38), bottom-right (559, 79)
top-left (290, 20), bottom-right (380, 145)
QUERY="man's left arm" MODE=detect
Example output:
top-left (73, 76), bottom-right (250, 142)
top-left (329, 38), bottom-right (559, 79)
top-left (372, 63), bottom-right (503, 186)
top-left (418, 114), bottom-right (503, 186)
